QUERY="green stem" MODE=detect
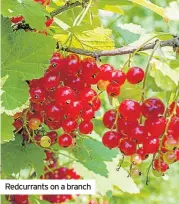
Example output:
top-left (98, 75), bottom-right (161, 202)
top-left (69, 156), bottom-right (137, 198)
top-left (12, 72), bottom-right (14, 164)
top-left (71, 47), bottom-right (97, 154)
top-left (141, 41), bottom-right (161, 103)
top-left (43, 147), bottom-right (78, 161)
top-left (76, 0), bottom-right (92, 26)
top-left (132, 33), bottom-right (172, 57)
top-left (146, 154), bottom-right (156, 185)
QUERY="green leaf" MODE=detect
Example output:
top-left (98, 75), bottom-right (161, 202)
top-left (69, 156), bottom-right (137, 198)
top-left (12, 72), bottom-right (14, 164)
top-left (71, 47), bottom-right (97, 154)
top-left (54, 27), bottom-right (114, 50)
top-left (1, 195), bottom-right (9, 204)
top-left (118, 82), bottom-right (142, 102)
top-left (146, 89), bottom-right (168, 105)
top-left (93, 118), bottom-right (106, 136)
top-left (1, 113), bottom-right (14, 144)
top-left (54, 5), bottom-right (101, 31)
top-left (29, 196), bottom-right (50, 204)
top-left (106, 190), bottom-right (113, 198)
top-left (165, 0), bottom-right (179, 21)
top-left (73, 156), bottom-right (140, 195)
top-left (1, 16), bottom-right (55, 110)
top-left (116, 23), bottom-right (142, 44)
top-left (169, 59), bottom-right (179, 69)
top-left (101, 5), bottom-right (124, 15)
top-left (1, 74), bottom-right (29, 111)
top-left (150, 59), bottom-right (179, 91)
top-left (98, 0), bottom-right (131, 7)
top-left (1, 136), bottom-right (46, 177)
top-left (72, 138), bottom-right (118, 177)
top-left (129, 0), bottom-right (165, 17)
top-left (81, 160), bottom-right (108, 177)
top-left (2, 0), bottom-right (49, 30)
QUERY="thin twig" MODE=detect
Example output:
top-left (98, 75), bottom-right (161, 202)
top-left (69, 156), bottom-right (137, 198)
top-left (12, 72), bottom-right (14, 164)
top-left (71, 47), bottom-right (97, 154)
top-left (50, 1), bottom-right (82, 17)
top-left (61, 36), bottom-right (179, 57)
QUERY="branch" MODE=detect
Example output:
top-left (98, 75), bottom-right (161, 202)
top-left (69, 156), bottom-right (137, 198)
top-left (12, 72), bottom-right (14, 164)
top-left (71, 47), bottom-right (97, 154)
top-left (50, 1), bottom-right (82, 18)
top-left (61, 36), bottom-right (179, 57)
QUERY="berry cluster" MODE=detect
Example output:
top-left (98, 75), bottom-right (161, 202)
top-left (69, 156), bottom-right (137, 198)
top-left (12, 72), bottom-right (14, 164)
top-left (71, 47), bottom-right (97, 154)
top-left (13, 54), bottom-right (142, 148)
top-left (102, 93), bottom-right (179, 177)
top-left (11, 49), bottom-right (178, 184)
top-left (6, 195), bottom-right (29, 204)
top-left (41, 165), bottom-right (80, 203)
top-left (41, 150), bottom-right (80, 203)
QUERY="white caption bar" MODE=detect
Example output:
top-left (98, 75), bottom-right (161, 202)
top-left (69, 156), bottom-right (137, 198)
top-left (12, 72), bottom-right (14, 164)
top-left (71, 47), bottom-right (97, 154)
top-left (0, 180), bottom-right (96, 195)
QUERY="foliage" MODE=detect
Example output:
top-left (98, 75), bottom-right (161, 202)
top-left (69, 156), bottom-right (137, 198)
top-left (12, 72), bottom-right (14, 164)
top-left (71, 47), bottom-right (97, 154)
top-left (1, 16), bottom-right (55, 111)
top-left (1, 136), bottom-right (46, 177)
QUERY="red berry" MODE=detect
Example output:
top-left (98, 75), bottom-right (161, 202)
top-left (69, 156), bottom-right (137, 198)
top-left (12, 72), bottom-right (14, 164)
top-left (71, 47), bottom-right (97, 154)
top-left (14, 195), bottom-right (28, 203)
top-left (79, 121), bottom-right (93, 134)
top-left (79, 88), bottom-right (97, 103)
top-left (130, 124), bottom-right (148, 143)
top-left (47, 131), bottom-right (58, 144)
top-left (81, 104), bottom-right (95, 121)
top-left (99, 64), bottom-right (114, 81)
top-left (50, 52), bottom-right (64, 68)
top-left (175, 148), bottom-right (179, 161)
top-left (65, 54), bottom-right (80, 74)
top-left (143, 136), bottom-right (159, 154)
top-left (119, 138), bottom-right (137, 156)
top-left (90, 97), bottom-right (101, 111)
top-left (168, 116), bottom-right (179, 139)
top-left (61, 118), bottom-right (78, 133)
top-left (52, 168), bottom-right (66, 179)
top-left (65, 100), bottom-right (83, 118)
top-left (65, 75), bottom-right (85, 91)
top-left (30, 86), bottom-right (46, 103)
top-left (119, 99), bottom-right (141, 121)
top-left (10, 16), bottom-right (23, 23)
top-left (103, 109), bottom-right (117, 129)
top-left (44, 71), bottom-right (60, 90)
top-left (45, 102), bottom-right (64, 121)
top-left (111, 70), bottom-right (126, 86)
top-left (34, 134), bottom-right (41, 145)
top-left (142, 98), bottom-right (165, 118)
top-left (137, 147), bottom-right (149, 160)
top-left (126, 67), bottom-right (144, 84)
top-left (45, 18), bottom-right (54, 27)
top-left (117, 117), bottom-right (138, 135)
top-left (169, 101), bottom-right (179, 116)
top-left (55, 86), bottom-right (76, 107)
top-left (66, 168), bottom-right (80, 179)
top-left (58, 134), bottom-right (73, 147)
top-left (45, 120), bottom-right (62, 130)
top-left (106, 84), bottom-right (120, 97)
top-left (144, 116), bottom-right (166, 137)
top-left (29, 78), bottom-right (45, 88)
top-left (153, 159), bottom-right (168, 172)
top-left (102, 131), bottom-right (120, 149)
top-left (45, 150), bottom-right (53, 160)
top-left (34, 0), bottom-right (50, 5)
top-left (12, 119), bottom-right (23, 130)
top-left (81, 57), bottom-right (98, 77)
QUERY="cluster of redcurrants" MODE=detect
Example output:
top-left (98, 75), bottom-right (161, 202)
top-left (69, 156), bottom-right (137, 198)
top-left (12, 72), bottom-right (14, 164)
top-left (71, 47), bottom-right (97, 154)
top-left (12, 51), bottom-right (146, 149)
top-left (41, 153), bottom-right (80, 203)
top-left (41, 150), bottom-right (80, 203)
top-left (102, 95), bottom-right (179, 176)
top-left (6, 195), bottom-right (29, 204)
